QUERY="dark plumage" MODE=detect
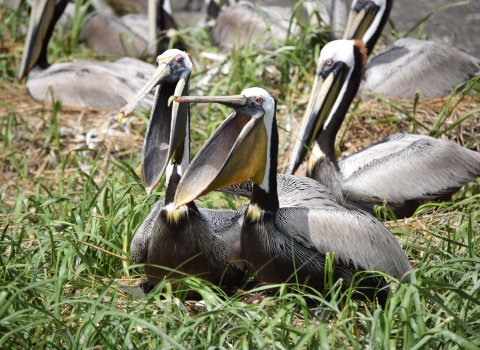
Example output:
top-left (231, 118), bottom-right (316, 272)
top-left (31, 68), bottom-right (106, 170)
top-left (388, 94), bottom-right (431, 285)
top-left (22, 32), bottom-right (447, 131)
top-left (173, 87), bottom-right (412, 307)
top-left (119, 50), bottom-right (246, 295)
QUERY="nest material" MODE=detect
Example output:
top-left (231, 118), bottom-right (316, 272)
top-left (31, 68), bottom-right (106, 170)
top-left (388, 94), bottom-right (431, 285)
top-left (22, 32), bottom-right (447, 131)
top-left (0, 82), bottom-right (145, 206)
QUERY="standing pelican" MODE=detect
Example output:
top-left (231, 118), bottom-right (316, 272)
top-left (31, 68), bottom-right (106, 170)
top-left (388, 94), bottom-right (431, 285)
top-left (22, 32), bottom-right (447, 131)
top-left (117, 50), bottom-right (246, 294)
top-left (80, 0), bottom-right (178, 58)
top-left (287, 40), bottom-right (480, 218)
top-left (342, 0), bottom-right (480, 99)
top-left (171, 87), bottom-right (412, 307)
top-left (18, 0), bottom-right (156, 109)
top-left (210, 0), bottom-right (349, 51)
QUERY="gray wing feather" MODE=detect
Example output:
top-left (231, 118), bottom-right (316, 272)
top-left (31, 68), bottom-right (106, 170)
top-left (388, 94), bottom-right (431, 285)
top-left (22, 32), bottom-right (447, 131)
top-left (339, 134), bottom-right (480, 204)
top-left (274, 206), bottom-right (412, 280)
top-left (130, 199), bottom-right (165, 263)
top-left (220, 174), bottom-right (338, 207)
top-left (210, 1), bottom-right (295, 51)
top-left (362, 38), bottom-right (480, 99)
top-left (26, 59), bottom-right (155, 108)
top-left (80, 14), bottom-right (149, 58)
top-left (200, 205), bottom-right (247, 270)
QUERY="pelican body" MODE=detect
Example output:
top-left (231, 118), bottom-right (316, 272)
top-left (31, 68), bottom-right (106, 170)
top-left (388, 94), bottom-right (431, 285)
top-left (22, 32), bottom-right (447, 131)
top-left (80, 0), bottom-right (178, 58)
top-left (118, 50), bottom-right (246, 294)
top-left (210, 0), bottom-right (349, 51)
top-left (287, 40), bottom-right (480, 218)
top-left (172, 88), bottom-right (412, 307)
top-left (343, 0), bottom-right (480, 99)
top-left (18, 0), bottom-right (155, 109)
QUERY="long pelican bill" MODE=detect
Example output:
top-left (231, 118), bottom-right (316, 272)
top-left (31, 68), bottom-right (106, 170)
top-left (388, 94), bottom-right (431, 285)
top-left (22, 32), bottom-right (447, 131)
top-left (173, 95), bottom-right (248, 109)
top-left (172, 95), bottom-right (267, 208)
top-left (342, 1), bottom-right (379, 40)
top-left (142, 76), bottom-right (190, 194)
top-left (18, 0), bottom-right (56, 81)
top-left (286, 61), bottom-right (350, 175)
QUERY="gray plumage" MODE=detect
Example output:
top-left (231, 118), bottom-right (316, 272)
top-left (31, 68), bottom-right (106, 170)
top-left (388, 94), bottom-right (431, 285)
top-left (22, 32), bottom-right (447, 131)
top-left (290, 40), bottom-right (480, 218)
top-left (260, 201), bottom-right (411, 281)
top-left (210, 0), bottom-right (348, 51)
top-left (174, 88), bottom-right (412, 306)
top-left (130, 199), bottom-right (247, 277)
top-left (211, 1), bottom-right (293, 51)
top-left (362, 38), bottom-right (480, 99)
top-left (26, 58), bottom-right (155, 108)
top-left (226, 176), bottom-right (411, 280)
top-left (222, 174), bottom-right (338, 207)
top-left (123, 50), bottom-right (246, 292)
top-left (335, 133), bottom-right (480, 214)
top-left (79, 14), bottom-right (150, 58)
top-left (19, 0), bottom-right (156, 109)
top-left (344, 0), bottom-right (480, 99)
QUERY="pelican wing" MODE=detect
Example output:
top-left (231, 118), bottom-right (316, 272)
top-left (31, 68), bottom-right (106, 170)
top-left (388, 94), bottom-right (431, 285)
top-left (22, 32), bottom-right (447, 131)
top-left (362, 38), bottom-right (480, 99)
top-left (274, 205), bottom-right (411, 280)
top-left (130, 199), bottom-right (165, 263)
top-left (201, 206), bottom-right (247, 270)
top-left (219, 174), bottom-right (338, 207)
top-left (131, 199), bottom-right (245, 269)
top-left (340, 134), bottom-right (480, 205)
top-left (26, 58), bottom-right (155, 108)
top-left (79, 14), bottom-right (148, 58)
top-left (211, 2), bottom-right (294, 51)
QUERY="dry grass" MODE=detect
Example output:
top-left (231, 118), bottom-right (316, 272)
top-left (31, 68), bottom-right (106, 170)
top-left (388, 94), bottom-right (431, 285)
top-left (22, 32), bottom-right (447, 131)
top-left (2, 78), bottom-right (479, 206)
top-left (0, 82), bottom-right (147, 207)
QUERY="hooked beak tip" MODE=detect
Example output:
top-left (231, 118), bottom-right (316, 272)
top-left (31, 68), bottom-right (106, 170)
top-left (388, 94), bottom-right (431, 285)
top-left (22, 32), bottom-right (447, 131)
top-left (167, 95), bottom-right (178, 107)
top-left (117, 112), bottom-right (125, 124)
top-left (145, 187), bottom-right (153, 195)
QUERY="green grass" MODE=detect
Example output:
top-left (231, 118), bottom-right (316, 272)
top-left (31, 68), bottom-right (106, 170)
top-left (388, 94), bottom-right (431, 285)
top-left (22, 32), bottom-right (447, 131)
top-left (1, 2), bottom-right (480, 349)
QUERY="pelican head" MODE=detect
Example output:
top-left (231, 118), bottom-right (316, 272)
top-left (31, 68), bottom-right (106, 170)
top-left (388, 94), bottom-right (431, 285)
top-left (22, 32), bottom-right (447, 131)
top-left (171, 88), bottom-right (276, 208)
top-left (118, 49), bottom-right (192, 119)
top-left (342, 0), bottom-right (391, 55)
top-left (286, 40), bottom-right (366, 175)
top-left (18, 0), bottom-right (70, 81)
top-left (119, 49), bottom-right (193, 194)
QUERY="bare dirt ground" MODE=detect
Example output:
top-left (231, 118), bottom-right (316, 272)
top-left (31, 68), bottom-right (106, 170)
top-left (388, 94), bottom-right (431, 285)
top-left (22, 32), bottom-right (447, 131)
top-left (172, 0), bottom-right (480, 57)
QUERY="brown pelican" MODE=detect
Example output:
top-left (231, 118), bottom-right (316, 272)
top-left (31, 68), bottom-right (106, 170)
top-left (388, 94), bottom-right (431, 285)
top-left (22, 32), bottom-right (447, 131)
top-left (210, 0), bottom-right (349, 51)
top-left (80, 0), bottom-right (178, 58)
top-left (171, 87), bottom-right (412, 307)
top-left (117, 49), bottom-right (246, 295)
top-left (287, 40), bottom-right (480, 218)
top-left (18, 0), bottom-right (156, 109)
top-left (343, 0), bottom-right (480, 99)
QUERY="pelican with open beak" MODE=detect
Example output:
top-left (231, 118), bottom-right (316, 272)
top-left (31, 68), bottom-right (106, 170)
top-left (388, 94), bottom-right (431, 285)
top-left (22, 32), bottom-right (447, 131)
top-left (119, 50), bottom-right (246, 295)
top-left (18, 0), bottom-right (156, 108)
top-left (342, 0), bottom-right (480, 99)
top-left (287, 40), bottom-right (480, 218)
top-left (118, 49), bottom-right (193, 193)
top-left (172, 87), bottom-right (411, 307)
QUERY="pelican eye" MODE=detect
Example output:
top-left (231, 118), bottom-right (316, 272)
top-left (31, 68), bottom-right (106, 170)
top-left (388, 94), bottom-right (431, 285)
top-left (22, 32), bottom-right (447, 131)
top-left (177, 57), bottom-right (184, 64)
top-left (324, 58), bottom-right (334, 68)
top-left (255, 96), bottom-right (264, 105)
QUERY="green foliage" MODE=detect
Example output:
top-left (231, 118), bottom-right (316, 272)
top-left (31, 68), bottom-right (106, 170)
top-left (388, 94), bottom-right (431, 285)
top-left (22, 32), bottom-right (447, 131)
top-left (1, 1), bottom-right (480, 348)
